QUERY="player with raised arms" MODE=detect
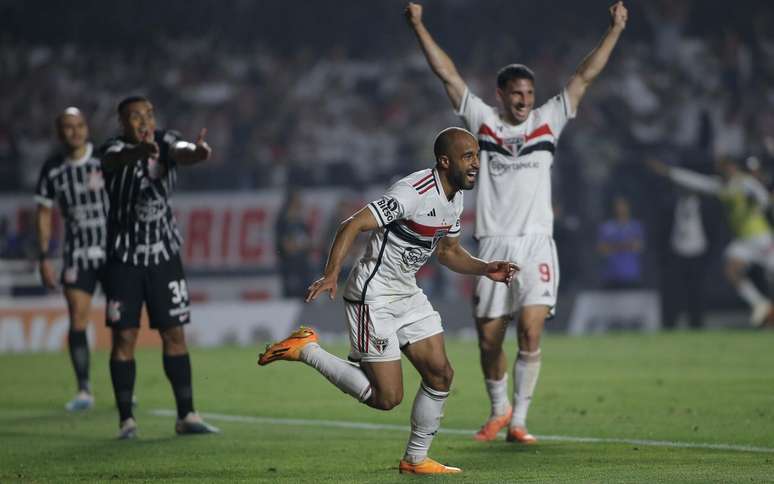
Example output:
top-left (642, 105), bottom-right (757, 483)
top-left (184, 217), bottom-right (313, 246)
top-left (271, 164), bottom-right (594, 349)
top-left (405, 1), bottom-right (627, 443)
top-left (649, 157), bottom-right (774, 327)
top-left (259, 127), bottom-right (518, 475)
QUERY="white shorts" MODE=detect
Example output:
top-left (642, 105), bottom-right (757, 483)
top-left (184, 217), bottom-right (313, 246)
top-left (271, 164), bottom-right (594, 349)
top-left (725, 233), bottom-right (774, 272)
top-left (345, 292), bottom-right (443, 363)
top-left (474, 235), bottom-right (559, 319)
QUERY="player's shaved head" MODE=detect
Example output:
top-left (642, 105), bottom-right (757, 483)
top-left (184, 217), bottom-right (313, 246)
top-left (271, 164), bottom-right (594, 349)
top-left (56, 106), bottom-right (84, 129)
top-left (55, 106), bottom-right (88, 152)
top-left (433, 127), bottom-right (476, 162)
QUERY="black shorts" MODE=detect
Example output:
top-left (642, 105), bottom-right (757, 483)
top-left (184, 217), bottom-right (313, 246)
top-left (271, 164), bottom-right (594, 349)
top-left (61, 263), bottom-right (106, 295)
top-left (105, 255), bottom-right (191, 330)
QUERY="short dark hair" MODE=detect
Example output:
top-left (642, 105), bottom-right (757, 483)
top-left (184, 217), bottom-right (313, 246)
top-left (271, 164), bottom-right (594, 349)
top-left (496, 64), bottom-right (535, 89)
top-left (117, 95), bottom-right (150, 115)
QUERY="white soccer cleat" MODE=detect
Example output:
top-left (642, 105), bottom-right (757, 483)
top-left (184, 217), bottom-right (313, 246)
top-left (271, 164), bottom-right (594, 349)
top-left (750, 301), bottom-right (773, 327)
top-left (117, 418), bottom-right (138, 440)
top-left (65, 391), bottom-right (94, 412)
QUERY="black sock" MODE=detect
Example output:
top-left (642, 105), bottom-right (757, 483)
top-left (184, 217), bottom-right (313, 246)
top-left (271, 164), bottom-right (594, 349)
top-left (110, 359), bottom-right (136, 422)
top-left (68, 330), bottom-right (90, 393)
top-left (163, 353), bottom-right (194, 419)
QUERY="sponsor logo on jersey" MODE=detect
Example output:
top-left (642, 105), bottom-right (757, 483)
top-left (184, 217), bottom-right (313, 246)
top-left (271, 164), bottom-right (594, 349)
top-left (489, 159), bottom-right (540, 176)
top-left (401, 246), bottom-right (430, 271)
top-left (426, 209), bottom-right (436, 217)
top-left (375, 197), bottom-right (401, 223)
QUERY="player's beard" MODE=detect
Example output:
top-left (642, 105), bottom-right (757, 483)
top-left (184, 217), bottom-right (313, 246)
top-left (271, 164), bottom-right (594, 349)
top-left (452, 166), bottom-right (475, 191)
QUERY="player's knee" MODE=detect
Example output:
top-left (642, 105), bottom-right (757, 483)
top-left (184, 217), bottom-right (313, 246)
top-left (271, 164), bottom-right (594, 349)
top-left (111, 329), bottom-right (138, 358)
top-left (425, 362), bottom-right (454, 392)
top-left (478, 336), bottom-right (502, 355)
top-left (160, 326), bottom-right (187, 350)
top-left (372, 388), bottom-right (403, 410)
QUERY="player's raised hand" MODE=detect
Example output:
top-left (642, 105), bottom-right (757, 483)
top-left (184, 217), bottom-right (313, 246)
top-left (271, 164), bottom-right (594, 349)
top-left (39, 259), bottom-right (58, 290)
top-left (305, 274), bottom-right (338, 302)
top-left (194, 128), bottom-right (212, 162)
top-left (610, 1), bottom-right (628, 31)
top-left (484, 260), bottom-right (519, 285)
top-left (404, 2), bottom-right (423, 26)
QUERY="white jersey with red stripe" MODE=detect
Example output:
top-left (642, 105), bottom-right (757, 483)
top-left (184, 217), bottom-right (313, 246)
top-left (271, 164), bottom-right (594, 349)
top-left (343, 168), bottom-right (463, 306)
top-left (457, 88), bottom-right (575, 238)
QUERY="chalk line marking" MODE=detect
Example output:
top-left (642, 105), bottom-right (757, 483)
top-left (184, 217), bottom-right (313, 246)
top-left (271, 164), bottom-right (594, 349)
top-left (149, 409), bottom-right (774, 454)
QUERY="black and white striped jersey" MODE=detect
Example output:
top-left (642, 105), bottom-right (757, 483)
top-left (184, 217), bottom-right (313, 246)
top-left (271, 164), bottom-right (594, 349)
top-left (100, 129), bottom-right (183, 267)
top-left (343, 168), bottom-right (463, 306)
top-left (34, 143), bottom-right (109, 270)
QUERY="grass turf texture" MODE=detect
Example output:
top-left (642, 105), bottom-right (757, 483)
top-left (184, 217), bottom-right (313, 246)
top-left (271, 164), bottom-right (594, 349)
top-left (1, 330), bottom-right (773, 483)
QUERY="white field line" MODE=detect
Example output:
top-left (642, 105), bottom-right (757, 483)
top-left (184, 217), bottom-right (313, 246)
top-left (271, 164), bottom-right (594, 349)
top-left (150, 409), bottom-right (774, 454)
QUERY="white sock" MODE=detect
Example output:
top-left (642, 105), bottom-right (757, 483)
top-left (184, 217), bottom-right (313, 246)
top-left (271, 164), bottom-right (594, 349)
top-left (511, 349), bottom-right (541, 428)
top-left (484, 373), bottom-right (510, 417)
top-left (738, 279), bottom-right (768, 308)
top-left (300, 343), bottom-right (372, 402)
top-left (403, 382), bottom-right (449, 464)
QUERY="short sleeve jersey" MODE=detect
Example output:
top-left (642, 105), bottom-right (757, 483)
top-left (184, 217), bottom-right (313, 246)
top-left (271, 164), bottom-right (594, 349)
top-left (343, 168), bottom-right (463, 306)
top-left (100, 129), bottom-right (183, 266)
top-left (34, 143), bottom-right (109, 270)
top-left (457, 88), bottom-right (575, 238)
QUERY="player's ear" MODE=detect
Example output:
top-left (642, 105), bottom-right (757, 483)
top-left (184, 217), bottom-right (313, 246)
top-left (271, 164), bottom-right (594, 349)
top-left (437, 155), bottom-right (449, 170)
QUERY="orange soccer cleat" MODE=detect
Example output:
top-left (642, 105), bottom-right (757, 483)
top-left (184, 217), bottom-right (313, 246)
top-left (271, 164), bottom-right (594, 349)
top-left (257, 326), bottom-right (318, 366)
top-left (474, 407), bottom-right (513, 441)
top-left (398, 457), bottom-right (462, 475)
top-left (506, 426), bottom-right (538, 444)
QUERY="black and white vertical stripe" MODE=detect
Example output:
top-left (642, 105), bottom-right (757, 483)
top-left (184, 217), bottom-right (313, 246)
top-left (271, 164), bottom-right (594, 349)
top-left (34, 144), bottom-right (109, 270)
top-left (101, 130), bottom-right (183, 267)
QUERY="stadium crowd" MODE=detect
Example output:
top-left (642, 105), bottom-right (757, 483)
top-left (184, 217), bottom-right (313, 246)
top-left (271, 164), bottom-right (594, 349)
top-left (2, 0), bottom-right (774, 305)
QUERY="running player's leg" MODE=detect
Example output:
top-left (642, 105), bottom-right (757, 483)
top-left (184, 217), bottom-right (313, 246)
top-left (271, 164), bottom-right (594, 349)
top-left (725, 240), bottom-right (772, 325)
top-left (63, 283), bottom-right (95, 411)
top-left (472, 238), bottom-right (517, 440)
top-left (259, 302), bottom-right (401, 408)
top-left (105, 259), bottom-right (143, 438)
top-left (400, 332), bottom-right (460, 474)
top-left (508, 305), bottom-right (547, 443)
top-left (473, 315), bottom-right (512, 440)
top-left (508, 236), bottom-right (557, 443)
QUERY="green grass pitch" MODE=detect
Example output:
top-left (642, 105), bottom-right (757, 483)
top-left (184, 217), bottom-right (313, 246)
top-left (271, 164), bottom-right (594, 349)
top-left (2, 330), bottom-right (773, 482)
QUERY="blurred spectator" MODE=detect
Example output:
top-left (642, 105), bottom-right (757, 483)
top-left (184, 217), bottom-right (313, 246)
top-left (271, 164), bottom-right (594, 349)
top-left (275, 191), bottom-right (314, 298)
top-left (597, 196), bottom-right (645, 289)
top-left (661, 193), bottom-right (711, 329)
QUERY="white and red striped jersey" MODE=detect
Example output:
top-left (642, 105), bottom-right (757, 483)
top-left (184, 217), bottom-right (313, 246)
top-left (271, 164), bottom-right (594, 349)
top-left (343, 168), bottom-right (463, 305)
top-left (457, 89), bottom-right (575, 238)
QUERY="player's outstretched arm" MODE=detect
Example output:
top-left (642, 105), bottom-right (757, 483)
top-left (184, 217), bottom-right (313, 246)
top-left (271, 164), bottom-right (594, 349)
top-left (566, 1), bottom-right (627, 113)
top-left (436, 236), bottom-right (517, 284)
top-left (305, 206), bottom-right (380, 302)
top-left (35, 204), bottom-right (58, 290)
top-left (647, 159), bottom-right (723, 196)
top-left (102, 140), bottom-right (159, 172)
top-left (404, 2), bottom-right (467, 111)
top-left (170, 128), bottom-right (212, 166)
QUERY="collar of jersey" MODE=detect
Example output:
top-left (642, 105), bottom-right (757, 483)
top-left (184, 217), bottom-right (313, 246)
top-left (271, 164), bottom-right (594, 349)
top-left (65, 143), bottom-right (93, 166)
top-left (433, 167), bottom-right (458, 205)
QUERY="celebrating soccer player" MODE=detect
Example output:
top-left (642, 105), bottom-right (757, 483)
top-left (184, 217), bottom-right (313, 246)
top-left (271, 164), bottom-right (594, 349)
top-left (100, 96), bottom-right (218, 439)
top-left (35, 107), bottom-right (109, 412)
top-left (259, 128), bottom-right (518, 475)
top-left (406, 1), bottom-right (627, 443)
top-left (649, 157), bottom-right (774, 327)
